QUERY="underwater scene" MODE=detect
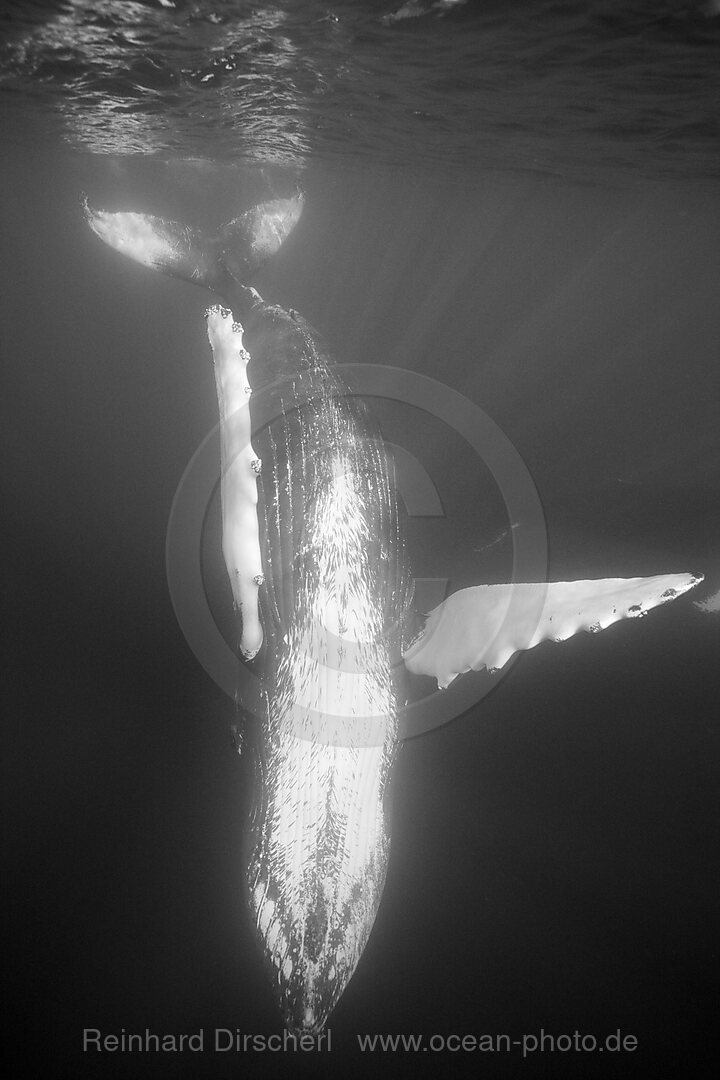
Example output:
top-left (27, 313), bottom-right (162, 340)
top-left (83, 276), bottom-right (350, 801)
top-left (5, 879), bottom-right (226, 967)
top-left (3, 2), bottom-right (719, 1077)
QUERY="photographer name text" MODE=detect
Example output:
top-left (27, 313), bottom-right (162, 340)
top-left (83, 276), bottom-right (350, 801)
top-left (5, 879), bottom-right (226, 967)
top-left (82, 1028), bottom-right (331, 1053)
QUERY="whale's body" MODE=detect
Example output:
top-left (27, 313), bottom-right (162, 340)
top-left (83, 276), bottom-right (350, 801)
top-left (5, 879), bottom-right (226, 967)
top-left (85, 195), bottom-right (703, 1033)
top-left (206, 294), bottom-right (411, 1031)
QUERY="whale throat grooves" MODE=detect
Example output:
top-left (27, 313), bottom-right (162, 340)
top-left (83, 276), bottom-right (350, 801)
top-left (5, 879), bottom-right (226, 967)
top-left (207, 304), bottom-right (411, 1033)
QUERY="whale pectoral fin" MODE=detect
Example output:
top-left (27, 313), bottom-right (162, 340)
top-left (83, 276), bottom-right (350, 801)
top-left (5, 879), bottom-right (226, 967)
top-left (84, 196), bottom-right (303, 290)
top-left (402, 572), bottom-right (703, 689)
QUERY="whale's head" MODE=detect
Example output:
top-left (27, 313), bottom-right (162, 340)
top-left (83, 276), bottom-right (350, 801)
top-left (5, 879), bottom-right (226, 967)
top-left (245, 548), bottom-right (402, 1035)
top-left (248, 727), bottom-right (396, 1035)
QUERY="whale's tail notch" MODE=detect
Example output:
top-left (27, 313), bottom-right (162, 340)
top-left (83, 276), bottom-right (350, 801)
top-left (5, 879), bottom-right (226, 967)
top-left (83, 194), bottom-right (304, 298)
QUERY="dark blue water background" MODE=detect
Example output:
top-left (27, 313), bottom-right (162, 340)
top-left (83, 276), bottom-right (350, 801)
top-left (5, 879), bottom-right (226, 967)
top-left (2, 2), bottom-right (719, 1077)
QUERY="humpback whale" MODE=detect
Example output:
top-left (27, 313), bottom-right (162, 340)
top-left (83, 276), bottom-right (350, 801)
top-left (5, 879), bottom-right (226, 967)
top-left (85, 195), bottom-right (702, 1033)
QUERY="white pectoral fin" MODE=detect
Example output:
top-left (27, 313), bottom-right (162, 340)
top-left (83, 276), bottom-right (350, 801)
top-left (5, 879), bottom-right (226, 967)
top-left (206, 306), bottom-right (264, 660)
top-left (403, 573), bottom-right (703, 689)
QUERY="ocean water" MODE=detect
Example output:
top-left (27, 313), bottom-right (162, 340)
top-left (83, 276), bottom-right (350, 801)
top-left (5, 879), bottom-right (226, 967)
top-left (2, 2), bottom-right (719, 1077)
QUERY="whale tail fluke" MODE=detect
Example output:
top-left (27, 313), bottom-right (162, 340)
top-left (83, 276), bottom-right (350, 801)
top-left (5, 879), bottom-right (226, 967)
top-left (84, 195), bottom-right (304, 295)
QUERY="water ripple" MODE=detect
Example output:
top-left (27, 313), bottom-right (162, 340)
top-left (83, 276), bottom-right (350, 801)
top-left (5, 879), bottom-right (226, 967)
top-left (1, 0), bottom-right (719, 181)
